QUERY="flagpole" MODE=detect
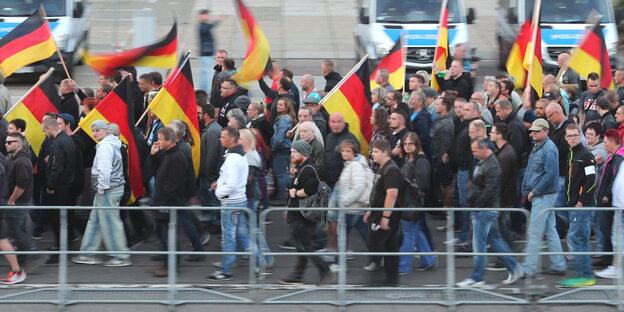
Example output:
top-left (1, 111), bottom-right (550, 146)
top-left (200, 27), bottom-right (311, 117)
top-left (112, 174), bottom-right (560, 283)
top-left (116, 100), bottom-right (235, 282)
top-left (401, 33), bottom-right (407, 93)
top-left (38, 5), bottom-right (72, 79)
top-left (134, 50), bottom-right (191, 127)
top-left (319, 54), bottom-right (369, 106)
top-left (523, 0), bottom-right (541, 98)
top-left (3, 68), bottom-right (55, 117)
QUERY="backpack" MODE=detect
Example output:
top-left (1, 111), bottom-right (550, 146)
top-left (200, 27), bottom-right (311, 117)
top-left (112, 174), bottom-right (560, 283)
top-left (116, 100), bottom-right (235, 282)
top-left (298, 165), bottom-right (331, 223)
top-left (399, 156), bottom-right (427, 222)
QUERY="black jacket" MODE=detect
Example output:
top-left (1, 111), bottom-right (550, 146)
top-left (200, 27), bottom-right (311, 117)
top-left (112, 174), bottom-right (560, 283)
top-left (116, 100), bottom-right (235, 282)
top-left (550, 118), bottom-right (575, 176)
top-left (502, 111), bottom-right (530, 167)
top-left (410, 109), bottom-right (432, 157)
top-left (565, 144), bottom-right (596, 207)
top-left (495, 143), bottom-right (517, 207)
top-left (320, 124), bottom-right (358, 185)
top-left (435, 72), bottom-right (474, 101)
top-left (59, 92), bottom-right (80, 122)
top-left (150, 144), bottom-right (194, 206)
top-left (467, 153), bottom-right (501, 208)
top-left (596, 153), bottom-right (624, 206)
top-left (250, 116), bottom-right (274, 146)
top-left (210, 64), bottom-right (224, 108)
top-left (450, 117), bottom-right (478, 170)
top-left (287, 159), bottom-right (319, 223)
top-left (601, 112), bottom-right (618, 131)
top-left (324, 71), bottom-right (342, 93)
top-left (217, 91), bottom-right (240, 127)
top-left (6, 148), bottom-right (33, 205)
top-left (46, 132), bottom-right (77, 190)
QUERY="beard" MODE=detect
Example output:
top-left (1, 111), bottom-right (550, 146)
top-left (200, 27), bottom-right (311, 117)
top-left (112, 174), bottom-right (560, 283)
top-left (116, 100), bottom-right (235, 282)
top-left (291, 157), bottom-right (304, 166)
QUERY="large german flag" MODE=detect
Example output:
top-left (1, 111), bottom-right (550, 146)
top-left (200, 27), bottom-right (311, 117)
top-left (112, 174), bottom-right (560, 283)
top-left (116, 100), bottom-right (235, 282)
top-left (78, 77), bottom-right (145, 203)
top-left (5, 69), bottom-right (60, 155)
top-left (370, 38), bottom-right (405, 91)
top-left (506, 20), bottom-right (532, 89)
top-left (146, 52), bottom-right (200, 176)
top-left (568, 22), bottom-right (614, 90)
top-left (431, 0), bottom-right (449, 92)
top-left (322, 57), bottom-right (373, 156)
top-left (81, 23), bottom-right (177, 76)
top-left (232, 0), bottom-right (272, 84)
top-left (0, 6), bottom-right (56, 78)
top-left (523, 21), bottom-right (543, 97)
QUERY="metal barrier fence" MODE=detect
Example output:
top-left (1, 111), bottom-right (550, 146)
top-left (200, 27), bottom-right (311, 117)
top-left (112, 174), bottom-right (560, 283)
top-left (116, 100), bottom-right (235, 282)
top-left (0, 205), bottom-right (623, 311)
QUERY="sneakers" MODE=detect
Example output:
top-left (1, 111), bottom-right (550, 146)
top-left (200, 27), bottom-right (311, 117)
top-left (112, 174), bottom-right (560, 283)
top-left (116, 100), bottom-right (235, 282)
top-left (278, 239), bottom-right (296, 250)
top-left (0, 270), bottom-right (26, 285)
top-left (200, 233), bottom-right (211, 245)
top-left (363, 262), bottom-right (380, 272)
top-left (104, 258), bottom-right (132, 267)
top-left (456, 278), bottom-right (485, 288)
top-left (557, 276), bottom-right (596, 288)
top-left (72, 255), bottom-right (102, 265)
top-left (502, 265), bottom-right (524, 285)
top-left (207, 270), bottom-right (232, 281)
top-left (486, 261), bottom-right (507, 271)
top-left (595, 266), bottom-right (620, 279)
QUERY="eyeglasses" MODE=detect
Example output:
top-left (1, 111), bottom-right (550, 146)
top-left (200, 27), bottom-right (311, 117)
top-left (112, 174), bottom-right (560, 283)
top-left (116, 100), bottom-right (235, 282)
top-left (4, 141), bottom-right (18, 145)
top-left (565, 134), bottom-right (580, 138)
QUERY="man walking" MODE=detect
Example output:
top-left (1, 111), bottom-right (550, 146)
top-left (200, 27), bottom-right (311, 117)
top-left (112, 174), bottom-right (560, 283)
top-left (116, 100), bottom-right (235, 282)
top-left (208, 127), bottom-right (249, 281)
top-left (521, 119), bottom-right (567, 277)
top-left (72, 121), bottom-right (131, 267)
top-left (198, 9), bottom-right (223, 93)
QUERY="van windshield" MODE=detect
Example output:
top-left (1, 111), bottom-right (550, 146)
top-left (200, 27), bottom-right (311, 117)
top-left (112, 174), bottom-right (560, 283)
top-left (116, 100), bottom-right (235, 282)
top-left (376, 0), bottom-right (463, 23)
top-left (526, 0), bottom-right (614, 23)
top-left (0, 0), bottom-right (66, 17)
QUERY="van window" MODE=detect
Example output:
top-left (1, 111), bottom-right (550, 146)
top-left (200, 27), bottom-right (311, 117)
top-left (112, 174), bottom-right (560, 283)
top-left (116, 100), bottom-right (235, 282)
top-left (525, 0), bottom-right (614, 23)
top-left (0, 0), bottom-right (66, 17)
top-left (376, 0), bottom-right (462, 24)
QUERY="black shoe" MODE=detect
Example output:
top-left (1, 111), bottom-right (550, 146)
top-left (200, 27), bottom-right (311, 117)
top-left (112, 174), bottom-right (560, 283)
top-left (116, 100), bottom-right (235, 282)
top-left (542, 268), bottom-right (566, 276)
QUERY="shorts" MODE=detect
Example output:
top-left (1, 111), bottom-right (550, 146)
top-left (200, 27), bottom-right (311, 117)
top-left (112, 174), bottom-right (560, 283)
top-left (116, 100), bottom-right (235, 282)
top-left (326, 210), bottom-right (339, 222)
top-left (0, 210), bottom-right (6, 239)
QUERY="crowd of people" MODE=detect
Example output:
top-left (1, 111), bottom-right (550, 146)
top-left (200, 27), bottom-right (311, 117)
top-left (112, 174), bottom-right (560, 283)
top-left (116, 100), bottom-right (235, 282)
top-left (0, 11), bottom-right (622, 289)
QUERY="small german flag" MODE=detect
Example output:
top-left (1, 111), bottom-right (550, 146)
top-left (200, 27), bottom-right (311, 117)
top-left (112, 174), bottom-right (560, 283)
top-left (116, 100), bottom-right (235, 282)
top-left (370, 38), bottom-right (405, 91)
top-left (431, 1), bottom-right (449, 92)
top-left (78, 77), bottom-right (145, 204)
top-left (82, 23), bottom-right (177, 76)
top-left (146, 52), bottom-right (201, 176)
top-left (322, 57), bottom-right (373, 156)
top-left (0, 6), bottom-right (56, 78)
top-left (568, 21), bottom-right (614, 90)
top-left (5, 69), bottom-right (60, 155)
top-left (506, 20), bottom-right (532, 90)
top-left (522, 20), bottom-right (543, 98)
top-left (232, 0), bottom-right (272, 84)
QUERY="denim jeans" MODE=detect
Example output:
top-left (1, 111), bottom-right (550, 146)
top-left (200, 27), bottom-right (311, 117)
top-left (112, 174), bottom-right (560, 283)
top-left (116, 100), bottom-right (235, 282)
top-left (248, 199), bottom-right (272, 267)
top-left (6, 209), bottom-right (34, 263)
top-left (346, 213), bottom-right (368, 244)
top-left (399, 219), bottom-right (436, 274)
top-left (523, 193), bottom-right (567, 275)
top-left (567, 209), bottom-right (593, 278)
top-left (220, 201), bottom-right (251, 274)
top-left (199, 56), bottom-right (215, 93)
top-left (179, 210), bottom-right (204, 252)
top-left (271, 150), bottom-right (290, 200)
top-left (470, 211), bottom-right (519, 282)
top-left (80, 187), bottom-right (129, 259)
top-left (198, 176), bottom-right (221, 227)
top-left (454, 170), bottom-right (471, 242)
top-left (555, 176), bottom-right (569, 234)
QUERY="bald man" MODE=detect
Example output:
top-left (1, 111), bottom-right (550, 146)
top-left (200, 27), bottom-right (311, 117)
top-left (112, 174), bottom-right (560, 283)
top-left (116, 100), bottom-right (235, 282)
top-left (556, 53), bottom-right (580, 86)
top-left (300, 74), bottom-right (321, 102)
top-left (543, 74), bottom-right (570, 111)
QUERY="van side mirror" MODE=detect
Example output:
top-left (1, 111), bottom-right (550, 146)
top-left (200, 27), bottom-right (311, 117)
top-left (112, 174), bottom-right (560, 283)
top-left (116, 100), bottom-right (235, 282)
top-left (73, 2), bottom-right (84, 18)
top-left (467, 8), bottom-right (476, 24)
top-left (359, 7), bottom-right (369, 24)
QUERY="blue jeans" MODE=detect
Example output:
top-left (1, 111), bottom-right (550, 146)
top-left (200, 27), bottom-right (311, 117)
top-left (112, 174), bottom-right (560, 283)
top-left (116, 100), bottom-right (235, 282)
top-left (567, 209), bottom-right (593, 278)
top-left (523, 193), bottom-right (566, 275)
top-left (199, 56), bottom-right (215, 93)
top-left (555, 176), bottom-right (569, 233)
top-left (346, 213), bottom-right (368, 243)
top-left (80, 187), bottom-right (129, 259)
top-left (248, 199), bottom-right (272, 266)
top-left (179, 210), bottom-right (204, 252)
top-left (470, 211), bottom-right (519, 282)
top-left (454, 170), bottom-right (471, 242)
top-left (399, 219), bottom-right (436, 274)
top-left (220, 201), bottom-right (251, 274)
top-left (271, 150), bottom-right (290, 200)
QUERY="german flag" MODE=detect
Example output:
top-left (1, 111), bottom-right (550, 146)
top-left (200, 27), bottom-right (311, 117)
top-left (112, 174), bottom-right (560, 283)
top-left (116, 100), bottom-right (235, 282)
top-left (4, 69), bottom-right (60, 155)
top-left (523, 21), bottom-right (543, 97)
top-left (322, 57), bottom-right (373, 156)
top-left (431, 1), bottom-right (449, 91)
top-left (568, 22), bottom-right (614, 90)
top-left (78, 77), bottom-right (145, 204)
top-left (370, 38), bottom-right (405, 91)
top-left (506, 20), bottom-right (532, 89)
top-left (146, 52), bottom-right (201, 176)
top-left (232, 0), bottom-right (272, 84)
top-left (81, 22), bottom-right (177, 76)
top-left (0, 6), bottom-right (56, 78)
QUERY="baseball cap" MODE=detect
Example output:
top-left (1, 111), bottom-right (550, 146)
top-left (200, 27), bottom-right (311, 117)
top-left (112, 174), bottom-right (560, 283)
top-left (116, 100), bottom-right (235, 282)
top-left (528, 118), bottom-right (549, 132)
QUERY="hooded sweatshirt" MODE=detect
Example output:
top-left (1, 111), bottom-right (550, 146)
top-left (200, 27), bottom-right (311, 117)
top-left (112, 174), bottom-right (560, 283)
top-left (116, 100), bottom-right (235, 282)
top-left (91, 134), bottom-right (125, 192)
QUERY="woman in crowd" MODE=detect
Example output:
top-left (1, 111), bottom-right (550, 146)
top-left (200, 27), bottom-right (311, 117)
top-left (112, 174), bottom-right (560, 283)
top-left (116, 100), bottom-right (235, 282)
top-left (271, 98), bottom-right (297, 203)
top-left (371, 87), bottom-right (388, 111)
top-left (368, 108), bottom-right (392, 172)
top-left (398, 132), bottom-right (437, 274)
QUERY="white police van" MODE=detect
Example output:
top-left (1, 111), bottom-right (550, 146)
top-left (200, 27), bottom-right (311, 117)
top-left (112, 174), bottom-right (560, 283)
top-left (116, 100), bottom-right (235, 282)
top-left (496, 0), bottom-right (618, 72)
top-left (355, 0), bottom-right (475, 70)
top-left (0, 0), bottom-right (89, 76)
